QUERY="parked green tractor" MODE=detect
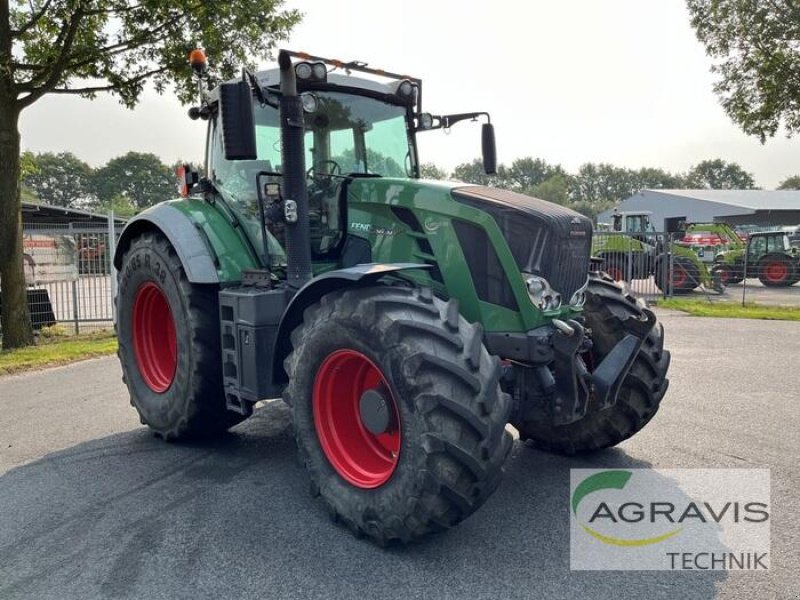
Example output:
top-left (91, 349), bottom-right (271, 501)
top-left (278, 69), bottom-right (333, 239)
top-left (592, 211), bottom-right (719, 294)
top-left (114, 50), bottom-right (670, 544)
top-left (713, 230), bottom-right (800, 286)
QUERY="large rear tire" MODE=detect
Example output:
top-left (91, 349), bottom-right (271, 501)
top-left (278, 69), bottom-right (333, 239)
top-left (284, 286), bottom-right (512, 545)
top-left (757, 255), bottom-right (795, 287)
top-left (117, 231), bottom-right (246, 440)
top-left (515, 273), bottom-right (671, 455)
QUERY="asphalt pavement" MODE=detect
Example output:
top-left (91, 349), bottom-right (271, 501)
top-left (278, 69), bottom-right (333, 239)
top-left (0, 310), bottom-right (798, 600)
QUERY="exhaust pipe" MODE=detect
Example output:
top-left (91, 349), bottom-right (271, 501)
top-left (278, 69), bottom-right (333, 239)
top-left (278, 50), bottom-right (313, 289)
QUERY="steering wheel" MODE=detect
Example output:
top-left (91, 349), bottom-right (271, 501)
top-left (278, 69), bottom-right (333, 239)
top-left (306, 160), bottom-right (342, 180)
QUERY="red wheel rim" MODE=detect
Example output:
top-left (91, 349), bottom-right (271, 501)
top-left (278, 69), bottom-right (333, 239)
top-left (608, 266), bottom-right (624, 281)
top-left (764, 261), bottom-right (788, 282)
top-left (672, 266), bottom-right (688, 287)
top-left (132, 282), bottom-right (177, 393)
top-left (313, 349), bottom-right (401, 489)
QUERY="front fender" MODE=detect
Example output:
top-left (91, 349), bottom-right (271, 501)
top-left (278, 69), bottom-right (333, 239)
top-left (272, 263), bottom-right (430, 385)
top-left (113, 200), bottom-right (258, 284)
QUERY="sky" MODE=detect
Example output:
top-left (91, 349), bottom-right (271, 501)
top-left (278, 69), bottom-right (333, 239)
top-left (18, 0), bottom-right (799, 189)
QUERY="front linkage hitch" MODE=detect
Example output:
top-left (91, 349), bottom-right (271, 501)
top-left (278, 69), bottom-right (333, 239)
top-left (503, 306), bottom-right (657, 427)
top-left (547, 308), bottom-right (657, 425)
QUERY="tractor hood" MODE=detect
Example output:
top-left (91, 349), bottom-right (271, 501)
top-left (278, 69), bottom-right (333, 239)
top-left (451, 185), bottom-right (590, 224)
top-left (451, 185), bottom-right (593, 302)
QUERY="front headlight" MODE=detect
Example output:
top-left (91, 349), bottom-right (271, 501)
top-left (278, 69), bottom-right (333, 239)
top-left (523, 274), bottom-right (561, 311)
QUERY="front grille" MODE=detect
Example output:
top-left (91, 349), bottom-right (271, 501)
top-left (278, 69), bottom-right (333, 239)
top-left (452, 187), bottom-right (592, 300)
top-left (452, 220), bottom-right (518, 310)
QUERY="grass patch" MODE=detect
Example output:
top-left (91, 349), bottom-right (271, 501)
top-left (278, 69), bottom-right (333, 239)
top-left (0, 331), bottom-right (118, 376)
top-left (655, 299), bottom-right (800, 321)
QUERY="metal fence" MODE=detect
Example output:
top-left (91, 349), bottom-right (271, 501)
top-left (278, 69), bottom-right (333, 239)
top-left (593, 230), bottom-right (800, 307)
top-left (6, 223), bottom-right (797, 338)
top-left (19, 219), bottom-right (121, 335)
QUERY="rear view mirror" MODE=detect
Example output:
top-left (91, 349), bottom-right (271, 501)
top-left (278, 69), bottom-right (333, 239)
top-left (482, 123), bottom-right (497, 175)
top-left (219, 80), bottom-right (257, 160)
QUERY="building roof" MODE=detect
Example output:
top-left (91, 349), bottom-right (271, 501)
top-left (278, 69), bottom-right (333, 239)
top-left (640, 189), bottom-right (800, 211)
top-left (21, 202), bottom-right (128, 226)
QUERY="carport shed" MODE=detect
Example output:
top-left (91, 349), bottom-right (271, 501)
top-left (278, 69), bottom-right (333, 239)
top-left (598, 189), bottom-right (800, 231)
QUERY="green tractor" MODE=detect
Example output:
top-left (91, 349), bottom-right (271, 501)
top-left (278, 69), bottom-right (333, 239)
top-left (114, 50), bottom-right (670, 544)
top-left (713, 230), bottom-right (800, 286)
top-left (592, 211), bottom-right (718, 294)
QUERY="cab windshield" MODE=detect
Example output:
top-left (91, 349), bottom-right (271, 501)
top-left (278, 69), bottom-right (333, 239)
top-left (261, 92), bottom-right (413, 177)
top-left (210, 91), bottom-right (414, 266)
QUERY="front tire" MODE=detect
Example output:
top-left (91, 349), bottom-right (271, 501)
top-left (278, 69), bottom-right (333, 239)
top-left (515, 273), bottom-right (671, 455)
top-left (655, 255), bottom-right (699, 295)
top-left (284, 286), bottom-right (512, 545)
top-left (758, 256), bottom-right (795, 287)
top-left (117, 232), bottom-right (246, 440)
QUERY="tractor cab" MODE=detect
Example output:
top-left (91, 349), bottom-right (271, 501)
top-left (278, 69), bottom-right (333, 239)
top-left (747, 231), bottom-right (796, 259)
top-left (610, 210), bottom-right (658, 247)
top-left (198, 52), bottom-right (496, 278)
top-left (611, 210), bottom-right (655, 235)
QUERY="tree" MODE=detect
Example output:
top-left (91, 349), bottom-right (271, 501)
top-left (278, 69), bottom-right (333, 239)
top-left (529, 174), bottom-right (570, 206)
top-left (686, 0), bottom-right (800, 142)
top-left (419, 163), bottom-right (447, 180)
top-left (19, 150), bottom-right (37, 180)
top-left (451, 158), bottom-right (505, 186)
top-left (569, 163), bottom-right (639, 206)
top-left (18, 150), bottom-right (38, 202)
top-left (686, 159), bottom-right (757, 189)
top-left (777, 175), bottom-right (800, 190)
top-left (0, 1), bottom-right (300, 349)
top-left (93, 151), bottom-right (174, 210)
top-left (22, 151), bottom-right (94, 207)
top-left (506, 157), bottom-right (566, 193)
top-left (631, 167), bottom-right (689, 190)
top-left (104, 194), bottom-right (137, 218)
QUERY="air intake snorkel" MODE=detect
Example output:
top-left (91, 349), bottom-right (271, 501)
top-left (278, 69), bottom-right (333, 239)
top-left (278, 50), bottom-right (313, 289)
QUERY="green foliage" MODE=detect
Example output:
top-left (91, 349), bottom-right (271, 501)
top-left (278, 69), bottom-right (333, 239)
top-left (20, 186), bottom-right (39, 203)
top-left (435, 155), bottom-right (759, 218)
top-left (506, 157), bottom-right (566, 192)
top-left (7, 1), bottom-right (301, 109)
top-left (777, 175), bottom-right (800, 190)
top-left (686, 158), bottom-right (756, 189)
top-left (18, 152), bottom-right (39, 202)
top-left (569, 162), bottom-right (639, 206)
top-left (529, 174), bottom-right (570, 206)
top-left (686, 0), bottom-right (800, 141)
top-left (102, 194), bottom-right (138, 218)
top-left (2, 0), bottom-right (301, 349)
top-left (0, 331), bottom-right (117, 375)
top-left (19, 150), bottom-right (179, 211)
top-left (92, 151), bottom-right (175, 210)
top-left (19, 151), bottom-right (38, 181)
top-left (657, 299), bottom-right (800, 321)
top-left (21, 151), bottom-right (94, 207)
top-left (451, 159), bottom-right (496, 187)
top-left (420, 163), bottom-right (448, 180)
top-left (631, 167), bottom-right (688, 190)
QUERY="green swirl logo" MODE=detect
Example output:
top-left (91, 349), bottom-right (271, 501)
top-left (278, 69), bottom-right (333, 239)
top-left (572, 470), bottom-right (682, 547)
